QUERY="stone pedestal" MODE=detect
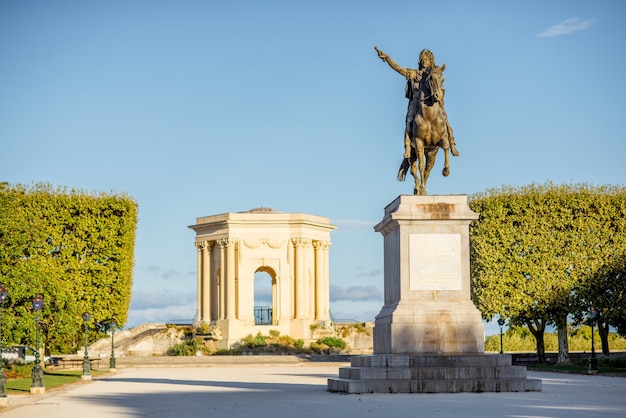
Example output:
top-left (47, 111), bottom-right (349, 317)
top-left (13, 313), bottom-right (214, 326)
top-left (328, 195), bottom-right (541, 393)
top-left (372, 195), bottom-right (483, 354)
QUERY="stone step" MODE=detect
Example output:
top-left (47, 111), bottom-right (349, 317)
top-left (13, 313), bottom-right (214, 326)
top-left (327, 354), bottom-right (542, 394)
top-left (339, 365), bottom-right (529, 380)
top-left (350, 353), bottom-right (513, 368)
top-left (327, 377), bottom-right (542, 393)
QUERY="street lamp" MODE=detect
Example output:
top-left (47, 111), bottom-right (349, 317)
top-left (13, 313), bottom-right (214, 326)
top-left (0, 285), bottom-right (8, 402)
top-left (82, 311), bottom-right (92, 380)
top-left (497, 317), bottom-right (506, 354)
top-left (31, 294), bottom-right (45, 394)
top-left (588, 307), bottom-right (599, 374)
top-left (109, 320), bottom-right (116, 371)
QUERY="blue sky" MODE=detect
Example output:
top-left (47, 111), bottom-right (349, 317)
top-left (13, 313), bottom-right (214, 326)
top-left (2, 1), bottom-right (624, 336)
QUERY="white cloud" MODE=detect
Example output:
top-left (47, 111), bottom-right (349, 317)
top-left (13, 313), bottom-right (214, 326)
top-left (330, 284), bottom-right (382, 302)
top-left (130, 289), bottom-right (196, 310)
top-left (356, 268), bottom-right (383, 278)
top-left (135, 265), bottom-right (195, 281)
top-left (538, 17), bottom-right (598, 38)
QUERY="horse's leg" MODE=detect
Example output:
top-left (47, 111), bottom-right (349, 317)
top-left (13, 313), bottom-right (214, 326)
top-left (410, 157), bottom-right (419, 195)
top-left (423, 148), bottom-right (438, 194)
top-left (416, 140), bottom-right (426, 195)
top-left (442, 147), bottom-right (450, 177)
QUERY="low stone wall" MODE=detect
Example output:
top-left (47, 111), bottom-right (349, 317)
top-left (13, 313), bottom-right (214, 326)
top-left (332, 322), bottom-right (374, 354)
top-left (88, 322), bottom-right (375, 357)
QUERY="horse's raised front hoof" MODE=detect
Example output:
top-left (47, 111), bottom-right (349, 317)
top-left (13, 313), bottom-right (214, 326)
top-left (442, 167), bottom-right (450, 177)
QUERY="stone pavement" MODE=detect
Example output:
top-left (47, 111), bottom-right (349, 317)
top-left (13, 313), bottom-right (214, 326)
top-left (1, 357), bottom-right (625, 417)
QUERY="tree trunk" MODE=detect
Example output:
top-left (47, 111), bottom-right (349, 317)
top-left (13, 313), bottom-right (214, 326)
top-left (525, 318), bottom-right (546, 363)
top-left (598, 320), bottom-right (610, 356)
top-left (556, 316), bottom-right (571, 365)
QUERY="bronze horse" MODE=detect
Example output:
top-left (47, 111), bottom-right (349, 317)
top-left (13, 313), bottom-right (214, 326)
top-left (397, 65), bottom-right (452, 195)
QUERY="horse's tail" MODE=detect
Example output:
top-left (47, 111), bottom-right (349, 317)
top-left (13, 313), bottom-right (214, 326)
top-left (397, 158), bottom-right (410, 181)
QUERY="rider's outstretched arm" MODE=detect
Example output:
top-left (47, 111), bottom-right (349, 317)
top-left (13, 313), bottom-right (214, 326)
top-left (375, 46), bottom-right (412, 78)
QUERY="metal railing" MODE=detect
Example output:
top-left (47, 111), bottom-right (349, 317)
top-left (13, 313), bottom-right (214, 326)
top-left (254, 306), bottom-right (272, 325)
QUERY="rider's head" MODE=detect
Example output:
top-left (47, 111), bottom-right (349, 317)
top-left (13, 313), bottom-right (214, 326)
top-left (418, 49), bottom-right (435, 70)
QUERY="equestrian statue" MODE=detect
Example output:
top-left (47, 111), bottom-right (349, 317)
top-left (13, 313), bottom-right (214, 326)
top-left (375, 46), bottom-right (460, 195)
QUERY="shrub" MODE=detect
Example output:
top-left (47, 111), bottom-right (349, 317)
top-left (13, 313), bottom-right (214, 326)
top-left (317, 337), bottom-right (346, 350)
top-left (269, 329), bottom-right (280, 338)
top-left (167, 337), bottom-right (209, 356)
top-left (242, 333), bottom-right (268, 348)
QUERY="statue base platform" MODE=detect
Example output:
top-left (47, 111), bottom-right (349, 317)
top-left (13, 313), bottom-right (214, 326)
top-left (327, 354), bottom-right (542, 393)
top-left (328, 196), bottom-right (542, 393)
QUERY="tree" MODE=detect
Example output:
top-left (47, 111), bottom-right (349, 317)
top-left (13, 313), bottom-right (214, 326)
top-left (0, 183), bottom-right (137, 353)
top-left (469, 183), bottom-right (626, 362)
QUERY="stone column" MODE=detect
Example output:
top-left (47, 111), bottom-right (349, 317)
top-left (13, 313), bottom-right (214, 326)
top-left (195, 241), bottom-right (204, 322)
top-left (218, 239), bottom-right (226, 320)
top-left (225, 239), bottom-right (237, 319)
top-left (202, 241), bottom-right (212, 322)
top-left (313, 241), bottom-right (330, 321)
top-left (292, 238), bottom-right (305, 319)
top-left (323, 241), bottom-right (331, 321)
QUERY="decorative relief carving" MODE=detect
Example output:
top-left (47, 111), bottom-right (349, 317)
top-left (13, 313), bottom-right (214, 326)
top-left (217, 238), bottom-right (238, 249)
top-left (313, 241), bottom-right (331, 251)
top-left (244, 239), bottom-right (286, 249)
top-left (292, 238), bottom-right (312, 248)
top-left (265, 239), bottom-right (286, 249)
top-left (243, 239), bottom-right (261, 249)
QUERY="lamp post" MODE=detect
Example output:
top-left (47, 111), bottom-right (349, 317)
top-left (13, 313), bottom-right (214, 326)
top-left (109, 320), bottom-right (116, 371)
top-left (82, 311), bottom-right (92, 380)
top-left (31, 294), bottom-right (45, 394)
top-left (588, 307), bottom-right (598, 374)
top-left (0, 285), bottom-right (8, 402)
top-left (497, 317), bottom-right (506, 354)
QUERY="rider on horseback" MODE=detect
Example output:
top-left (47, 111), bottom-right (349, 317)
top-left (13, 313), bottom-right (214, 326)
top-left (374, 47), bottom-right (460, 158)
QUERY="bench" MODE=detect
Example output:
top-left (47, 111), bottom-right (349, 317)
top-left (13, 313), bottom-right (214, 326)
top-left (512, 354), bottom-right (539, 366)
top-left (55, 358), bottom-right (102, 370)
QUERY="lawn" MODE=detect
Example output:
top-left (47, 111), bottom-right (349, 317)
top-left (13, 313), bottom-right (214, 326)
top-left (6, 369), bottom-right (107, 393)
top-left (529, 364), bottom-right (626, 376)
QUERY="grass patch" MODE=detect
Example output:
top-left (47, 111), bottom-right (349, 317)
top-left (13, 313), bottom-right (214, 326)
top-left (529, 364), bottom-right (626, 375)
top-left (6, 369), bottom-right (107, 393)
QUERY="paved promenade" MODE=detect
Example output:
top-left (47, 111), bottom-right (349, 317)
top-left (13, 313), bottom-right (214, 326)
top-left (1, 358), bottom-right (625, 417)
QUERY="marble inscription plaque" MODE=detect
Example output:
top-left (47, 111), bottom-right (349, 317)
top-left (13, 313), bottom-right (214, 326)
top-left (409, 233), bottom-right (462, 290)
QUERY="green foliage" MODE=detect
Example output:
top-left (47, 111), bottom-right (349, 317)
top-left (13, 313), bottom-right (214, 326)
top-left (234, 331), bottom-right (307, 354)
top-left (337, 323), bottom-right (371, 338)
top-left (167, 337), bottom-right (209, 356)
top-left (242, 332), bottom-right (269, 348)
top-left (310, 336), bottom-right (347, 354)
top-left (268, 329), bottom-right (280, 338)
top-left (3, 361), bottom-right (34, 379)
top-left (470, 183), bottom-right (626, 357)
top-left (5, 369), bottom-right (106, 393)
top-left (167, 342), bottom-right (191, 356)
top-left (485, 329), bottom-right (626, 353)
top-left (317, 337), bottom-right (346, 349)
top-left (0, 182), bottom-right (138, 353)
